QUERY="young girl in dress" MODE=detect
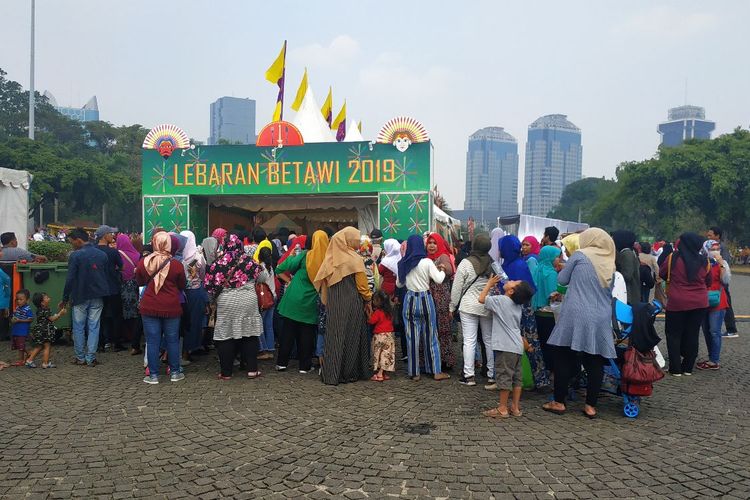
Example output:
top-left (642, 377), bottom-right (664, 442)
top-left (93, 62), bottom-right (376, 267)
top-left (368, 291), bottom-right (396, 381)
top-left (25, 293), bottom-right (67, 368)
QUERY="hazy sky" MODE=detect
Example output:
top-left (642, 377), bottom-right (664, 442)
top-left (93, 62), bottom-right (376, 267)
top-left (2, 1), bottom-right (748, 209)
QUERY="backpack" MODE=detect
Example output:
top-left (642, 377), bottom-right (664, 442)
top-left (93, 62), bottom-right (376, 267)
top-left (639, 264), bottom-right (655, 289)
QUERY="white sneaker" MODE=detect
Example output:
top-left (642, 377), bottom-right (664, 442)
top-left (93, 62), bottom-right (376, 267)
top-left (170, 372), bottom-right (185, 382)
top-left (275, 365), bottom-right (287, 371)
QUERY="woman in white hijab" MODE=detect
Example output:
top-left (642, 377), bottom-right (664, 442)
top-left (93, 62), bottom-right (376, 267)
top-left (488, 228), bottom-right (506, 262)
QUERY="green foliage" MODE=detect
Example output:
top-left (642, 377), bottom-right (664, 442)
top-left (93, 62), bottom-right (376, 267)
top-left (0, 68), bottom-right (148, 230)
top-left (548, 177), bottom-right (617, 222)
top-left (573, 128), bottom-right (750, 243)
top-left (28, 241), bottom-right (72, 262)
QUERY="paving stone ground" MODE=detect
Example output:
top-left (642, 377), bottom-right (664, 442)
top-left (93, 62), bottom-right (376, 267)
top-left (1, 277), bottom-right (749, 499)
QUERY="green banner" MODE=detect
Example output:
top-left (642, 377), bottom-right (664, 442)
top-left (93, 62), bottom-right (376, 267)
top-left (142, 141), bottom-right (431, 196)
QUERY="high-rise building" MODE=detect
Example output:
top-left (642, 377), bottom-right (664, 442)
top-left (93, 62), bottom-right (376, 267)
top-left (209, 97), bottom-right (256, 145)
top-left (43, 91), bottom-right (99, 122)
top-left (658, 105), bottom-right (715, 147)
top-left (461, 127), bottom-right (518, 224)
top-left (522, 114), bottom-right (582, 218)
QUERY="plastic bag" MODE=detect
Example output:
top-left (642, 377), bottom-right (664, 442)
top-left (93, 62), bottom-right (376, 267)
top-left (653, 345), bottom-right (666, 369)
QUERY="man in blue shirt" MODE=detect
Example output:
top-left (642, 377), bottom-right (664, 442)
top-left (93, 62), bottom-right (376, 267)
top-left (61, 228), bottom-right (110, 366)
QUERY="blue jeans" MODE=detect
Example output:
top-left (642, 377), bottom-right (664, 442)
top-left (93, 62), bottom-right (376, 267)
top-left (703, 309), bottom-right (725, 364)
top-left (72, 299), bottom-right (103, 364)
top-left (184, 288), bottom-right (208, 353)
top-left (142, 315), bottom-right (181, 378)
top-left (259, 306), bottom-right (275, 352)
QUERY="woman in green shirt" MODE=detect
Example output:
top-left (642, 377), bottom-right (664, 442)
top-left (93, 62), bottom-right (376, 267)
top-left (275, 232), bottom-right (328, 373)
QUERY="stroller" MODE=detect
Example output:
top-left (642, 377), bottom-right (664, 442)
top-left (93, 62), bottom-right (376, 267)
top-left (601, 299), bottom-right (663, 418)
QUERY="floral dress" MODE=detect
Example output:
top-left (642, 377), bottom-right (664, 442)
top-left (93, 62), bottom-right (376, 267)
top-left (429, 254), bottom-right (455, 370)
top-left (521, 304), bottom-right (550, 389)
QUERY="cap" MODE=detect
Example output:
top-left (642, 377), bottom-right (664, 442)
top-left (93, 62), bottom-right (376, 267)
top-left (370, 229), bottom-right (383, 240)
top-left (94, 225), bottom-right (119, 240)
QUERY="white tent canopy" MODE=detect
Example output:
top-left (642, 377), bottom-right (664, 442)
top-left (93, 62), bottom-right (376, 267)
top-left (498, 214), bottom-right (589, 241)
top-left (344, 120), bottom-right (364, 142)
top-left (433, 205), bottom-right (460, 227)
top-left (0, 167), bottom-right (32, 250)
top-left (292, 88), bottom-right (334, 143)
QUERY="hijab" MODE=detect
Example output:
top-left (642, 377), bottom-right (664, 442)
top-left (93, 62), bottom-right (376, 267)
top-left (204, 234), bottom-right (259, 297)
top-left (657, 243), bottom-right (673, 267)
top-left (702, 239), bottom-right (719, 257)
top-left (171, 233), bottom-right (188, 262)
top-left (612, 230), bottom-right (637, 253)
top-left (380, 238), bottom-right (402, 275)
top-left (561, 233), bottom-right (580, 256)
top-left (305, 230), bottom-right (330, 282)
top-left (144, 232), bottom-right (172, 294)
top-left (201, 237), bottom-right (219, 266)
top-left (521, 236), bottom-right (541, 260)
top-left (500, 235), bottom-right (536, 293)
top-left (278, 235), bottom-right (307, 265)
top-left (169, 234), bottom-right (181, 257)
top-left (211, 228), bottom-right (227, 241)
top-left (531, 245), bottom-right (562, 309)
top-left (398, 234), bottom-right (427, 284)
top-left (313, 227), bottom-right (365, 303)
top-left (116, 233), bottom-right (140, 281)
top-left (252, 239), bottom-right (273, 262)
top-left (180, 230), bottom-right (198, 263)
top-left (675, 232), bottom-right (705, 281)
top-left (426, 233), bottom-right (452, 262)
top-left (578, 227), bottom-right (616, 287)
top-left (488, 228), bottom-right (506, 262)
top-left (467, 234), bottom-right (492, 276)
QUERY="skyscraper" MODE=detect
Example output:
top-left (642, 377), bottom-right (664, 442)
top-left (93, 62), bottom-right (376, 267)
top-left (209, 97), bottom-right (256, 145)
top-left (522, 114), bottom-right (582, 218)
top-left (462, 127), bottom-right (519, 223)
top-left (658, 105), bottom-right (715, 147)
top-left (43, 91), bottom-right (99, 122)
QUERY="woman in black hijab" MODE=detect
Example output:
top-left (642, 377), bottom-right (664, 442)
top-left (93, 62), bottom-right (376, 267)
top-left (658, 232), bottom-right (711, 376)
top-left (612, 230), bottom-right (641, 305)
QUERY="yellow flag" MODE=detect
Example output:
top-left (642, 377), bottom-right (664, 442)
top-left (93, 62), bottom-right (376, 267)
top-left (265, 41), bottom-right (286, 84)
top-left (321, 87), bottom-right (333, 126)
top-left (272, 101), bottom-right (282, 122)
top-left (291, 69), bottom-right (308, 112)
top-left (332, 101), bottom-right (346, 129)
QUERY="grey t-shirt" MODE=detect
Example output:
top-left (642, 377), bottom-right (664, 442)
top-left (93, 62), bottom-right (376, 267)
top-left (484, 294), bottom-right (523, 355)
top-left (0, 247), bottom-right (36, 262)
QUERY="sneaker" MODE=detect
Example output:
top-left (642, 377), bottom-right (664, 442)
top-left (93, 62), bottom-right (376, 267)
top-left (275, 365), bottom-right (287, 371)
top-left (671, 373), bottom-right (682, 377)
top-left (683, 372), bottom-right (692, 376)
top-left (708, 364), bottom-right (720, 371)
top-left (484, 383), bottom-right (498, 390)
top-left (486, 378), bottom-right (496, 384)
top-left (143, 375), bottom-right (159, 384)
top-left (42, 362), bottom-right (56, 369)
top-left (25, 361), bottom-right (37, 368)
top-left (459, 376), bottom-right (476, 386)
top-left (170, 372), bottom-right (185, 382)
top-left (104, 343), bottom-right (112, 351)
top-left (299, 370), bottom-right (311, 374)
top-left (722, 332), bottom-right (739, 339)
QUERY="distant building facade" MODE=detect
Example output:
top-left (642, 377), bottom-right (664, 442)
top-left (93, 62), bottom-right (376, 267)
top-left (209, 97), bottom-right (256, 145)
top-left (658, 105), bottom-right (715, 147)
top-left (459, 127), bottom-right (518, 225)
top-left (43, 91), bottom-right (99, 122)
top-left (522, 114), bottom-right (582, 218)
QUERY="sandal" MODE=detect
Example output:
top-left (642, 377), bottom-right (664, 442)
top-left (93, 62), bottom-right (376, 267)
top-left (370, 374), bottom-right (384, 382)
top-left (483, 407), bottom-right (509, 418)
top-left (433, 373), bottom-right (450, 381)
top-left (217, 374), bottom-right (232, 381)
top-left (382, 374), bottom-right (391, 381)
top-left (542, 402), bottom-right (566, 415)
top-left (247, 371), bottom-right (262, 379)
top-left (510, 408), bottom-right (522, 417)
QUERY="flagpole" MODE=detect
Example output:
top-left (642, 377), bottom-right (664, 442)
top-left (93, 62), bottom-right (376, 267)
top-left (280, 40), bottom-right (287, 121)
top-left (28, 0), bottom-right (35, 140)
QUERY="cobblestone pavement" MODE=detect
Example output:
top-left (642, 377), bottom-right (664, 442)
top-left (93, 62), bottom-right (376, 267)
top-left (1, 278), bottom-right (749, 499)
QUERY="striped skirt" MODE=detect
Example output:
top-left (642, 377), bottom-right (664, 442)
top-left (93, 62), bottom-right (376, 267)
top-left (321, 275), bottom-right (370, 385)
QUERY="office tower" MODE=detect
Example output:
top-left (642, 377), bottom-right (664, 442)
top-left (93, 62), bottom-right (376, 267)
top-left (463, 127), bottom-right (519, 223)
top-left (43, 91), bottom-right (99, 122)
top-left (522, 114), bottom-right (582, 217)
top-left (658, 105), bottom-right (715, 147)
top-left (209, 97), bottom-right (256, 145)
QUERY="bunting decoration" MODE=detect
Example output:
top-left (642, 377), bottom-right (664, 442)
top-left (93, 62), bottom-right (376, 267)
top-left (265, 41), bottom-right (287, 121)
top-left (321, 87), bottom-right (333, 127)
top-left (332, 101), bottom-right (346, 142)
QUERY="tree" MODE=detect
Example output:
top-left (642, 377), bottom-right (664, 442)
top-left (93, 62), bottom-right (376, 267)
top-left (547, 177), bottom-right (617, 222)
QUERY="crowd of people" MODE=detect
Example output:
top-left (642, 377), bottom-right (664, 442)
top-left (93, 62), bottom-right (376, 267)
top-left (0, 223), bottom-right (739, 419)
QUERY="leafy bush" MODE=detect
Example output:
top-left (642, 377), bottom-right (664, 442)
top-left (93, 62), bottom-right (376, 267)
top-left (28, 241), bottom-right (72, 262)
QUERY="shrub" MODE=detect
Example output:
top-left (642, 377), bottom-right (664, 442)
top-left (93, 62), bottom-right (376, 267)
top-left (28, 241), bottom-right (72, 262)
